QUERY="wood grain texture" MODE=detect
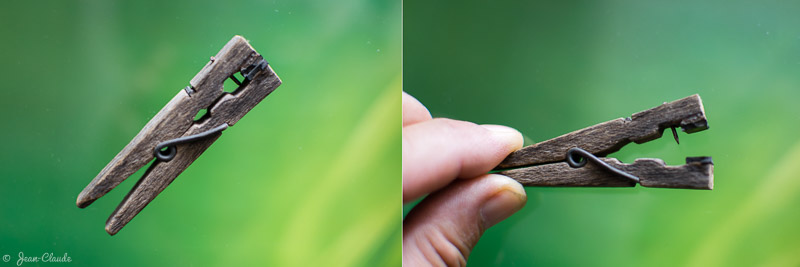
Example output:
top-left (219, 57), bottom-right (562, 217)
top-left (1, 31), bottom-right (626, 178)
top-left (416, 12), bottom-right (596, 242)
top-left (106, 64), bottom-right (280, 235)
top-left (498, 158), bottom-right (713, 189)
top-left (74, 35), bottom-right (281, 235)
top-left (496, 94), bottom-right (708, 169)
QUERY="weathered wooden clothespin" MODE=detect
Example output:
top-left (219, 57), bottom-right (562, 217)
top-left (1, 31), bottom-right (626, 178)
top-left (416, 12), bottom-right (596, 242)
top-left (495, 94), bottom-right (714, 189)
top-left (76, 36), bottom-right (281, 235)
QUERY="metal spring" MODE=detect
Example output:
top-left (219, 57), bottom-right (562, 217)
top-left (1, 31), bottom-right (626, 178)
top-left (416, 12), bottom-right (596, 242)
top-left (566, 147), bottom-right (641, 183)
top-left (153, 123), bottom-right (229, 162)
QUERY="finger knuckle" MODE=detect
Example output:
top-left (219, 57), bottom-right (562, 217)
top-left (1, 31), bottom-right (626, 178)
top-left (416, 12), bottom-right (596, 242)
top-left (424, 229), bottom-right (472, 267)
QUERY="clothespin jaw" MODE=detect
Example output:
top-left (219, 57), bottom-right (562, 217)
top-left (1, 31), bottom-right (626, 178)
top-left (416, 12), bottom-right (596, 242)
top-left (496, 94), bottom-right (713, 190)
top-left (77, 35), bottom-right (281, 235)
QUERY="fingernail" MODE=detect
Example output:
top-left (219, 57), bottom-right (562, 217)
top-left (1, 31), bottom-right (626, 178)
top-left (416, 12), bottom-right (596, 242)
top-left (480, 178), bottom-right (527, 228)
top-left (481, 125), bottom-right (524, 150)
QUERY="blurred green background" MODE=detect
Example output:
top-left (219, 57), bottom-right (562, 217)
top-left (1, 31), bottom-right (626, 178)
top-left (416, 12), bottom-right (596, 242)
top-left (405, 0), bottom-right (800, 266)
top-left (0, 0), bottom-right (399, 266)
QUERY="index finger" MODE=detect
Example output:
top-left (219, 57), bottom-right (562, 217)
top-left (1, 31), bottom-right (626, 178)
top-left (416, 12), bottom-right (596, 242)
top-left (402, 118), bottom-right (523, 203)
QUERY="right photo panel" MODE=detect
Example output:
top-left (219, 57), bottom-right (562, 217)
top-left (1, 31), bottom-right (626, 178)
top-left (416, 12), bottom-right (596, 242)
top-left (403, 0), bottom-right (800, 266)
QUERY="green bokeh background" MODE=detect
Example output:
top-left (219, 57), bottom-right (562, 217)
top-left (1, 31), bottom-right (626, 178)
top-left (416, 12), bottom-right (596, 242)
top-left (0, 0), bottom-right (400, 266)
top-left (405, 0), bottom-right (800, 266)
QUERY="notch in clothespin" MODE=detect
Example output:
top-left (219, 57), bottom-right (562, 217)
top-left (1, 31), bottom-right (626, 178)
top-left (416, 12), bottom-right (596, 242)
top-left (76, 35), bottom-right (281, 235)
top-left (494, 94), bottom-right (713, 190)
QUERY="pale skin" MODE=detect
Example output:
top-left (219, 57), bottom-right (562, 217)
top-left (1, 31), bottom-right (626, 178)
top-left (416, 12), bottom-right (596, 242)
top-left (402, 92), bottom-right (528, 266)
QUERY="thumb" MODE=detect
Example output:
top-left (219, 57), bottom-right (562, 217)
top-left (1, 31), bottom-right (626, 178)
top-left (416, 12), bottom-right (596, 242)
top-left (403, 174), bottom-right (527, 266)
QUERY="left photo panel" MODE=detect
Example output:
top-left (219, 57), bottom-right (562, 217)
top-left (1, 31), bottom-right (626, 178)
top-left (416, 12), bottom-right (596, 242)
top-left (0, 0), bottom-right (401, 266)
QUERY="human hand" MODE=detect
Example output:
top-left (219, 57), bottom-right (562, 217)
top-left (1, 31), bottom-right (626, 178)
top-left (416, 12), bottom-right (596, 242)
top-left (402, 92), bottom-right (527, 266)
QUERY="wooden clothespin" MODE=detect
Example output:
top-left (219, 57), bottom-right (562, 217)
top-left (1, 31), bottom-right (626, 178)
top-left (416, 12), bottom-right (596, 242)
top-left (76, 36), bottom-right (282, 235)
top-left (495, 94), bottom-right (713, 189)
